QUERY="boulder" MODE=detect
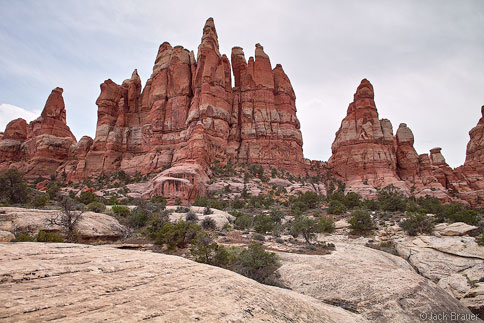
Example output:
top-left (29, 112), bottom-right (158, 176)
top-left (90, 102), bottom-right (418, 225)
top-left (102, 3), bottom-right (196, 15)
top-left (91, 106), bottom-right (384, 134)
top-left (434, 222), bottom-right (479, 236)
top-left (0, 207), bottom-right (126, 241)
top-left (0, 230), bottom-right (15, 242)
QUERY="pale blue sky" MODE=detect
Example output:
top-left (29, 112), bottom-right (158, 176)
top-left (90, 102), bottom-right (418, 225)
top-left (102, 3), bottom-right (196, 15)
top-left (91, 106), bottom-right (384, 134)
top-left (1, 0), bottom-right (483, 167)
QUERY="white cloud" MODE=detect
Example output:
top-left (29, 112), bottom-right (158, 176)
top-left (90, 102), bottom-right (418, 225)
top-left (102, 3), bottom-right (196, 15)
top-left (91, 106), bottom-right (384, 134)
top-left (0, 104), bottom-right (40, 132)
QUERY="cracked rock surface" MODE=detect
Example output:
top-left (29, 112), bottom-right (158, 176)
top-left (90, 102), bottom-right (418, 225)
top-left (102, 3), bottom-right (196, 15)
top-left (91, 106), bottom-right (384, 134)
top-left (0, 243), bottom-right (368, 322)
top-left (277, 242), bottom-right (479, 323)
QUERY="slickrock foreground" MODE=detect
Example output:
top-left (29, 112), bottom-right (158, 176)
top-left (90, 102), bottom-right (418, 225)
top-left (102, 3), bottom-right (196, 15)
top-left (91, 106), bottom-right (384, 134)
top-left (0, 243), bottom-right (368, 322)
top-left (277, 242), bottom-right (479, 323)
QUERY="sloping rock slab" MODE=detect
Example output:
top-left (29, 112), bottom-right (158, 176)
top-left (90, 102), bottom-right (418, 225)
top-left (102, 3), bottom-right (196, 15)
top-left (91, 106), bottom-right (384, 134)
top-left (277, 243), bottom-right (478, 323)
top-left (0, 243), bottom-right (367, 322)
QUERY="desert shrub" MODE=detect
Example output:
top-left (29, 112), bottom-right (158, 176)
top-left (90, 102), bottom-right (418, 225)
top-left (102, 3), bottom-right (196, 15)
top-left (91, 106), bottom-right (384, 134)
top-left (203, 206), bottom-right (213, 215)
top-left (377, 185), bottom-right (406, 212)
top-left (112, 205), bottom-right (131, 217)
top-left (150, 195), bottom-right (167, 208)
top-left (14, 232), bottom-right (34, 242)
top-left (248, 194), bottom-right (275, 209)
top-left (194, 197), bottom-right (228, 210)
top-left (231, 199), bottom-right (246, 209)
top-left (234, 214), bottom-right (253, 230)
top-left (252, 232), bottom-right (265, 241)
top-left (175, 206), bottom-right (190, 213)
top-left (79, 191), bottom-right (97, 205)
top-left (36, 230), bottom-right (64, 242)
top-left (153, 220), bottom-right (200, 250)
top-left (289, 216), bottom-right (318, 243)
top-left (269, 208), bottom-right (284, 224)
top-left (327, 200), bottom-right (347, 215)
top-left (253, 214), bottom-right (274, 234)
top-left (349, 209), bottom-right (374, 233)
top-left (145, 210), bottom-right (170, 238)
top-left (185, 211), bottom-right (198, 223)
top-left (0, 168), bottom-right (28, 204)
top-left (201, 217), bottom-right (217, 231)
top-left (400, 213), bottom-right (434, 236)
top-left (416, 197), bottom-right (443, 214)
top-left (32, 194), bottom-right (49, 208)
top-left (232, 242), bottom-right (281, 285)
top-left (290, 191), bottom-right (320, 213)
top-left (190, 231), bottom-right (219, 264)
top-left (343, 192), bottom-right (362, 209)
top-left (128, 212), bottom-right (149, 228)
top-left (86, 201), bottom-right (106, 213)
top-left (46, 182), bottom-right (60, 200)
top-left (193, 197), bottom-right (209, 207)
top-left (476, 233), bottom-right (484, 246)
top-left (361, 199), bottom-right (379, 211)
top-left (316, 216), bottom-right (335, 233)
top-left (448, 210), bottom-right (479, 225)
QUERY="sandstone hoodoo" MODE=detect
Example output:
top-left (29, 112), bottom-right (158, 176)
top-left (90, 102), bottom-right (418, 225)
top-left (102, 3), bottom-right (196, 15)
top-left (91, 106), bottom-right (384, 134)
top-left (1, 18), bottom-right (484, 206)
top-left (0, 87), bottom-right (76, 177)
top-left (326, 78), bottom-right (484, 207)
top-left (328, 79), bottom-right (406, 197)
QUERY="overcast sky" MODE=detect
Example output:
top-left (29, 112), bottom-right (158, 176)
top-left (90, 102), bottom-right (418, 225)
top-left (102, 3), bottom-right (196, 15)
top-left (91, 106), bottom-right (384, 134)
top-left (1, 0), bottom-right (483, 168)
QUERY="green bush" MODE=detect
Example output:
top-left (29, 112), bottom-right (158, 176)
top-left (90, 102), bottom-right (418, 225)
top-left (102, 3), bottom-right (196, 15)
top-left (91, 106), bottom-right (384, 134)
top-left (476, 233), bottom-right (484, 246)
top-left (201, 217), bottom-right (217, 231)
top-left (112, 205), bottom-right (131, 217)
top-left (400, 213), bottom-right (434, 236)
top-left (254, 214), bottom-right (274, 234)
top-left (343, 192), bottom-right (362, 209)
top-left (234, 214), bottom-right (253, 230)
top-left (175, 206), bottom-right (190, 213)
top-left (361, 199), bottom-right (379, 211)
top-left (232, 242), bottom-right (281, 285)
top-left (231, 199), bottom-right (246, 209)
top-left (86, 201), bottom-right (106, 213)
top-left (79, 191), bottom-right (97, 205)
top-left (190, 231), bottom-right (219, 264)
top-left (46, 182), bottom-right (60, 200)
top-left (290, 191), bottom-right (321, 213)
top-left (377, 185), bottom-right (406, 212)
top-left (252, 232), bottom-right (265, 241)
top-left (128, 212), bottom-right (149, 228)
top-left (36, 230), bottom-right (64, 242)
top-left (349, 209), bottom-right (374, 233)
top-left (32, 194), bottom-right (49, 208)
top-left (269, 209), bottom-right (284, 224)
top-left (185, 211), bottom-right (198, 223)
top-left (153, 220), bottom-right (201, 250)
top-left (14, 232), bottom-right (34, 242)
top-left (145, 211), bottom-right (170, 238)
top-left (289, 216), bottom-right (318, 244)
top-left (327, 200), bottom-right (347, 215)
top-left (316, 216), bottom-right (335, 233)
top-left (150, 195), bottom-right (167, 208)
top-left (203, 206), bottom-right (213, 215)
top-left (0, 168), bottom-right (28, 204)
top-left (448, 210), bottom-right (479, 225)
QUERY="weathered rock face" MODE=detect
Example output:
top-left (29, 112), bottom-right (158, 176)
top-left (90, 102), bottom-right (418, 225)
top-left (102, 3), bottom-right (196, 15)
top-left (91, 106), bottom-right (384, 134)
top-left (62, 17), bottom-right (305, 201)
top-left (277, 243), bottom-right (478, 323)
top-left (0, 88), bottom-right (76, 177)
top-left (395, 235), bottom-right (484, 317)
top-left (0, 243), bottom-right (369, 322)
top-left (328, 79), bottom-right (407, 196)
top-left (327, 79), bottom-right (484, 205)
